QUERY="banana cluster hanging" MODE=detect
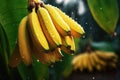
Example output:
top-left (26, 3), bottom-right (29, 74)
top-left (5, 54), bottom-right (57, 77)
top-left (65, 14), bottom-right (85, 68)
top-left (9, 0), bottom-right (85, 67)
top-left (72, 50), bottom-right (118, 72)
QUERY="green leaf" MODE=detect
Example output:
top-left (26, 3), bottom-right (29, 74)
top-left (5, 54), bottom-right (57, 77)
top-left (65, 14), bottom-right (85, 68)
top-left (17, 56), bottom-right (49, 80)
top-left (0, 22), bottom-right (11, 79)
top-left (0, 0), bottom-right (49, 80)
top-left (87, 0), bottom-right (119, 35)
top-left (54, 53), bottom-right (73, 79)
top-left (0, 0), bottom-right (28, 53)
top-left (91, 41), bottom-right (114, 51)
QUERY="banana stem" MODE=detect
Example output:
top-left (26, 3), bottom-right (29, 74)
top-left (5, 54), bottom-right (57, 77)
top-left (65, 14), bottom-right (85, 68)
top-left (28, 0), bottom-right (35, 12)
top-left (28, 0), bottom-right (43, 12)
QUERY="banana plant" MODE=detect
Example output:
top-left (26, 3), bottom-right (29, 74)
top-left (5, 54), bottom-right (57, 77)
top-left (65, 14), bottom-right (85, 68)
top-left (0, 0), bottom-right (49, 80)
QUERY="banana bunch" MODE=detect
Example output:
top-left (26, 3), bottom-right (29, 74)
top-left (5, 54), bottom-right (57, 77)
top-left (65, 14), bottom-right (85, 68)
top-left (9, 0), bottom-right (85, 67)
top-left (72, 50), bottom-right (118, 72)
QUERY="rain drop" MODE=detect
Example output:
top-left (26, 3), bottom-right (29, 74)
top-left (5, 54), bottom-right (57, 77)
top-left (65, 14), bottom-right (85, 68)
top-left (113, 32), bottom-right (117, 36)
top-left (90, 27), bottom-right (92, 30)
top-left (37, 59), bottom-right (39, 62)
top-left (82, 35), bottom-right (86, 39)
top-left (59, 59), bottom-right (63, 62)
top-left (85, 22), bottom-right (88, 25)
top-left (15, 39), bottom-right (17, 44)
top-left (92, 76), bottom-right (95, 80)
top-left (100, 7), bottom-right (103, 10)
top-left (71, 12), bottom-right (74, 15)
top-left (71, 53), bottom-right (74, 55)
top-left (50, 64), bottom-right (54, 68)
top-left (52, 35), bottom-right (55, 38)
top-left (75, 18), bottom-right (78, 21)
top-left (22, 56), bottom-right (24, 59)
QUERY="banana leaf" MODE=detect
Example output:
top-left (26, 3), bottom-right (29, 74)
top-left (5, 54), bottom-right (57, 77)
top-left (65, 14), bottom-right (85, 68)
top-left (87, 0), bottom-right (119, 35)
top-left (0, 0), bottom-right (49, 80)
top-left (0, 23), bottom-right (10, 80)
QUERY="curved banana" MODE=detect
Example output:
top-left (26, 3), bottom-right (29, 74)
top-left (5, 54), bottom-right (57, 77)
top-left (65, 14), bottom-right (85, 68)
top-left (61, 36), bottom-right (75, 54)
top-left (72, 54), bottom-right (84, 71)
top-left (82, 53), bottom-right (89, 69)
top-left (33, 47), bottom-right (49, 64)
top-left (96, 64), bottom-right (103, 71)
top-left (87, 54), bottom-right (93, 72)
top-left (95, 50), bottom-right (118, 61)
top-left (89, 53), bottom-right (96, 68)
top-left (44, 4), bottom-right (71, 36)
top-left (18, 16), bottom-right (32, 65)
top-left (91, 53), bottom-right (106, 67)
top-left (33, 47), bottom-right (63, 64)
top-left (65, 36), bottom-right (75, 53)
top-left (78, 54), bottom-right (84, 71)
top-left (54, 6), bottom-right (85, 38)
top-left (47, 48), bottom-right (63, 63)
top-left (28, 8), bottom-right (50, 51)
top-left (37, 6), bottom-right (62, 50)
top-left (108, 62), bottom-right (116, 68)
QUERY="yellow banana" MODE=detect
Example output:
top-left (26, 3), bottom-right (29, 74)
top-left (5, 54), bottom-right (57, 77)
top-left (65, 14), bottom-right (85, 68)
top-left (9, 44), bottom-right (21, 67)
top-left (78, 54), bottom-right (84, 71)
top-left (33, 48), bottom-right (48, 64)
top-left (91, 53), bottom-right (106, 67)
top-left (96, 64), bottom-right (103, 71)
top-left (48, 48), bottom-right (63, 63)
top-left (89, 53), bottom-right (96, 69)
top-left (54, 6), bottom-right (85, 38)
top-left (44, 4), bottom-right (71, 36)
top-left (61, 36), bottom-right (75, 54)
top-left (37, 6), bottom-right (62, 50)
top-left (61, 45), bottom-right (71, 54)
top-left (65, 36), bottom-right (75, 53)
top-left (95, 50), bottom-right (118, 61)
top-left (108, 62), bottom-right (116, 68)
top-left (87, 54), bottom-right (93, 72)
top-left (61, 37), bottom-right (71, 54)
top-left (18, 16), bottom-right (32, 65)
top-left (33, 47), bottom-right (63, 64)
top-left (28, 8), bottom-right (50, 51)
top-left (72, 54), bottom-right (84, 71)
top-left (82, 53), bottom-right (89, 69)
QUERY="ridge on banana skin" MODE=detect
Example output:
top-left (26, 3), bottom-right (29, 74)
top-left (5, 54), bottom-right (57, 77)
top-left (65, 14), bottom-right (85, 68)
top-left (18, 16), bottom-right (32, 65)
top-left (28, 8), bottom-right (50, 52)
top-left (37, 6), bottom-right (62, 50)
top-left (44, 4), bottom-right (71, 36)
top-left (53, 6), bottom-right (85, 38)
